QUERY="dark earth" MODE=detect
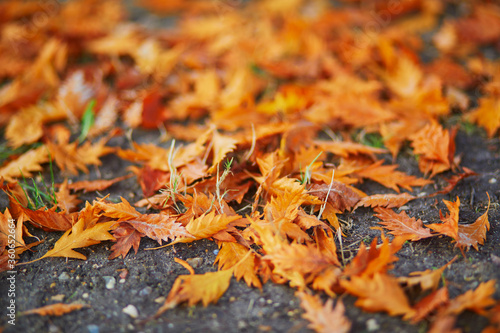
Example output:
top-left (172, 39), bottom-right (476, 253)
top-left (1, 1), bottom-right (500, 333)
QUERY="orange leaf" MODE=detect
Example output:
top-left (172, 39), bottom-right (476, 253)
top-left (308, 182), bottom-right (362, 212)
top-left (355, 160), bottom-right (432, 192)
top-left (22, 303), bottom-right (88, 316)
top-left (467, 94), bottom-right (500, 138)
top-left (55, 179), bottom-right (82, 213)
top-left (410, 122), bottom-right (455, 177)
top-left (355, 193), bottom-right (415, 209)
top-left (63, 174), bottom-right (132, 193)
top-left (428, 197), bottom-right (460, 240)
top-left (171, 211), bottom-right (240, 244)
top-left (341, 273), bottom-right (415, 318)
top-left (412, 288), bottom-right (449, 323)
top-left (215, 242), bottom-right (262, 289)
top-left (398, 256), bottom-right (457, 291)
top-left (455, 194), bottom-right (490, 252)
top-left (127, 214), bottom-right (190, 244)
top-left (374, 207), bottom-right (434, 241)
top-left (297, 292), bottom-right (351, 333)
top-left (445, 280), bottom-right (497, 316)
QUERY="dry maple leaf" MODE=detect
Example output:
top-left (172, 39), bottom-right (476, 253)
top-left (156, 268), bottom-right (233, 316)
top-left (467, 96), bottom-right (500, 137)
top-left (109, 223), bottom-right (142, 260)
top-left (55, 179), bottom-right (82, 213)
top-left (354, 193), bottom-right (415, 209)
top-left (32, 219), bottom-right (115, 261)
top-left (410, 122), bottom-right (456, 177)
top-left (170, 211), bottom-right (240, 244)
top-left (374, 207), bottom-right (434, 242)
top-left (0, 146), bottom-right (49, 182)
top-left (215, 242), bottom-right (262, 289)
top-left (11, 199), bottom-right (73, 231)
top-left (297, 292), bottom-right (351, 333)
top-left (445, 280), bottom-right (497, 316)
top-left (62, 174), bottom-right (133, 193)
top-left (343, 235), bottom-right (404, 278)
top-left (428, 197), bottom-right (460, 240)
top-left (398, 256), bottom-right (458, 291)
top-left (412, 288), bottom-right (450, 323)
top-left (455, 194), bottom-right (491, 252)
top-left (207, 130), bottom-right (238, 174)
top-left (127, 214), bottom-right (191, 244)
top-left (21, 303), bottom-right (88, 316)
top-left (428, 167), bottom-right (478, 197)
top-left (341, 273), bottom-right (415, 319)
top-left (354, 160), bottom-right (433, 193)
top-left (308, 182), bottom-right (362, 212)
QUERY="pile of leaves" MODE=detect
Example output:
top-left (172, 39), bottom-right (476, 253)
top-left (0, 0), bottom-right (499, 331)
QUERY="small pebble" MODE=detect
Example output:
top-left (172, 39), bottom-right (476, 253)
top-left (51, 294), bottom-right (65, 302)
top-left (122, 304), bottom-right (139, 318)
top-left (119, 279), bottom-right (126, 284)
top-left (103, 276), bottom-right (116, 290)
top-left (58, 272), bottom-right (70, 281)
top-left (48, 324), bottom-right (61, 333)
top-left (366, 319), bottom-right (380, 331)
top-left (399, 205), bottom-right (409, 211)
top-left (237, 320), bottom-right (247, 330)
top-left (186, 257), bottom-right (203, 269)
top-left (139, 286), bottom-right (152, 296)
top-left (82, 293), bottom-right (89, 299)
top-left (489, 178), bottom-right (497, 184)
top-left (154, 296), bottom-right (166, 304)
top-left (87, 324), bottom-right (99, 333)
top-left (213, 249), bottom-right (219, 255)
top-left (168, 323), bottom-right (174, 329)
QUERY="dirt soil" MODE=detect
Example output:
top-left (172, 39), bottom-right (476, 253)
top-left (1, 2), bottom-right (500, 333)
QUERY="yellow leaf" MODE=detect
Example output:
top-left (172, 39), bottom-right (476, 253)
top-left (22, 303), bottom-right (88, 316)
top-left (157, 268), bottom-right (233, 315)
top-left (215, 242), bottom-right (262, 289)
top-left (39, 219), bottom-right (115, 260)
top-left (0, 146), bottom-right (48, 182)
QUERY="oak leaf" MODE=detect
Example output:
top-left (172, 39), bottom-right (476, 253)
top-left (22, 303), bottom-right (88, 316)
top-left (297, 292), bottom-right (351, 333)
top-left (374, 207), bottom-right (434, 241)
top-left (341, 273), bottom-right (415, 318)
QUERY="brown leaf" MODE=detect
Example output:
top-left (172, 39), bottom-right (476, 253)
top-left (428, 167), bottom-right (478, 197)
top-left (109, 223), bottom-right (142, 260)
top-left (297, 292), bottom-right (351, 333)
top-left (398, 256), bottom-right (457, 291)
top-left (22, 303), bottom-right (88, 316)
top-left (374, 207), bottom-right (434, 241)
top-left (308, 182), bottom-right (362, 212)
top-left (55, 179), bottom-right (82, 213)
